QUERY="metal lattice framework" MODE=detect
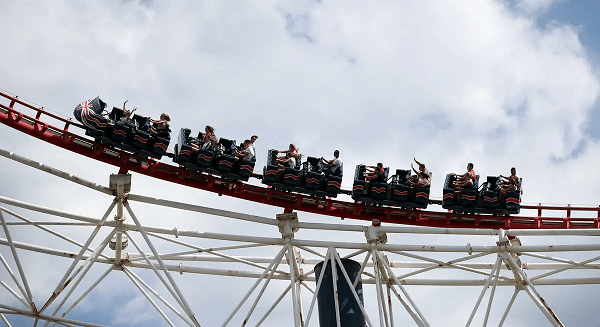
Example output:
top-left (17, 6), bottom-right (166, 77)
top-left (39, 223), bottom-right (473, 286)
top-left (1, 151), bottom-right (600, 326)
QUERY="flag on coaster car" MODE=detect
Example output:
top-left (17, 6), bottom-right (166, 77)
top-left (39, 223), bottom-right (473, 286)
top-left (73, 96), bottom-right (111, 131)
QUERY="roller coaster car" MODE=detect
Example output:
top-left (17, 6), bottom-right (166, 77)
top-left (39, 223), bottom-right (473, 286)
top-left (352, 166), bottom-right (430, 209)
top-left (482, 176), bottom-right (522, 214)
top-left (173, 128), bottom-right (255, 181)
top-left (262, 151), bottom-right (342, 197)
top-left (300, 156), bottom-right (343, 197)
top-left (442, 174), bottom-right (521, 215)
top-left (73, 97), bottom-right (170, 159)
top-left (442, 173), bottom-right (480, 212)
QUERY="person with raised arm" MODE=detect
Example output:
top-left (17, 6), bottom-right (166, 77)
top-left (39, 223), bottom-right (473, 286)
top-left (409, 157), bottom-right (431, 187)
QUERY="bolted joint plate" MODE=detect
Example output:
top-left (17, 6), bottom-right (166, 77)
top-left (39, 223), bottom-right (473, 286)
top-left (365, 225), bottom-right (388, 244)
top-left (277, 212), bottom-right (299, 237)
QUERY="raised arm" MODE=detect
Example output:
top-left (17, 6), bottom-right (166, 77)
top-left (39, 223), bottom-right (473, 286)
top-left (411, 163), bottom-right (419, 175)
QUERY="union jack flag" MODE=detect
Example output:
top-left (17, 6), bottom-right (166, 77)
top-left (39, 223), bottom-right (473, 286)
top-left (74, 97), bottom-right (110, 131)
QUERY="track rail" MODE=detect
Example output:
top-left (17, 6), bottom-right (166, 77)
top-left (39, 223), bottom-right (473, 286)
top-left (1, 91), bottom-right (599, 230)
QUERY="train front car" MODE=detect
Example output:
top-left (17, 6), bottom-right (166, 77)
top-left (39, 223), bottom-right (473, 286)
top-left (73, 97), bottom-right (111, 138)
top-left (73, 98), bottom-right (170, 159)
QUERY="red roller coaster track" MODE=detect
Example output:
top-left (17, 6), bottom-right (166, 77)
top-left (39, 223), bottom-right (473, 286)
top-left (1, 91), bottom-right (599, 230)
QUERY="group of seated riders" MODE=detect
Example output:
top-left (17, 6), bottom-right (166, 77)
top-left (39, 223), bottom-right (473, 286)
top-left (276, 143), bottom-right (301, 173)
top-left (363, 158), bottom-right (431, 189)
top-left (273, 145), bottom-right (342, 177)
top-left (189, 125), bottom-right (218, 152)
top-left (187, 126), bottom-right (257, 161)
top-left (118, 100), bottom-right (171, 137)
top-left (234, 135), bottom-right (258, 162)
top-left (451, 163), bottom-right (519, 197)
top-left (363, 162), bottom-right (385, 189)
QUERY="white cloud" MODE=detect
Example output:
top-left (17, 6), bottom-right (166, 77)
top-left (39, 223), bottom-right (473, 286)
top-left (513, 0), bottom-right (560, 15)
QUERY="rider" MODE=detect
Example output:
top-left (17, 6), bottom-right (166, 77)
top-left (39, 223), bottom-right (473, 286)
top-left (453, 163), bottom-right (475, 192)
top-left (409, 157), bottom-right (431, 187)
top-left (321, 150), bottom-right (342, 176)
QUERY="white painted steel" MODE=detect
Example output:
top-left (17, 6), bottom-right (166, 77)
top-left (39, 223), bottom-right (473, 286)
top-left (0, 211), bottom-right (36, 311)
top-left (122, 266), bottom-right (195, 327)
top-left (123, 268), bottom-right (177, 327)
top-left (329, 250), bottom-right (343, 327)
top-left (497, 289), bottom-right (519, 327)
top-left (44, 230), bottom-right (117, 326)
top-left (1, 152), bottom-right (600, 326)
top-left (0, 253), bottom-right (30, 308)
top-left (332, 250), bottom-right (374, 327)
top-left (0, 207), bottom-right (107, 258)
top-left (0, 280), bottom-right (29, 308)
top-left (47, 266), bottom-right (114, 327)
top-left (124, 203), bottom-right (200, 326)
top-left (375, 250), bottom-right (429, 327)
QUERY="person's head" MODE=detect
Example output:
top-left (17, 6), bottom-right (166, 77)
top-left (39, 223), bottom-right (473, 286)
top-left (377, 162), bottom-right (383, 169)
top-left (289, 143), bottom-right (297, 151)
top-left (467, 163), bottom-right (474, 170)
top-left (161, 113), bottom-right (171, 121)
top-left (251, 135), bottom-right (258, 143)
top-left (511, 167), bottom-right (516, 175)
top-left (243, 139), bottom-right (251, 146)
top-left (419, 163), bottom-right (426, 171)
top-left (205, 125), bottom-right (214, 134)
top-left (334, 150), bottom-right (339, 158)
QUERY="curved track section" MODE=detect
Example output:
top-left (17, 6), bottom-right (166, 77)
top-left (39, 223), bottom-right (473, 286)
top-left (1, 91), bottom-right (599, 230)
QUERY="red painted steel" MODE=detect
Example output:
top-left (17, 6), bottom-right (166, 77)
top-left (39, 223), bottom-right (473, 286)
top-left (1, 91), bottom-right (599, 230)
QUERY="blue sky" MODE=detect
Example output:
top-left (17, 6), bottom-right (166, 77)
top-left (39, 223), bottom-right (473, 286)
top-left (536, 0), bottom-right (600, 142)
top-left (537, 0), bottom-right (600, 55)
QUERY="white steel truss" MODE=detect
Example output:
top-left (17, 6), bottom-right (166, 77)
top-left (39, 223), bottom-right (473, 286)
top-left (0, 150), bottom-right (599, 326)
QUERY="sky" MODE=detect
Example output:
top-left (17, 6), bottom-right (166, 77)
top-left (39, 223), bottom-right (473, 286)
top-left (1, 0), bottom-right (600, 326)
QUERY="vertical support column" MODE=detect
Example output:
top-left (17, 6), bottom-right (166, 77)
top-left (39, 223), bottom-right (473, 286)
top-left (109, 174), bottom-right (131, 265)
top-left (365, 221), bottom-right (389, 327)
top-left (277, 212), bottom-right (302, 327)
